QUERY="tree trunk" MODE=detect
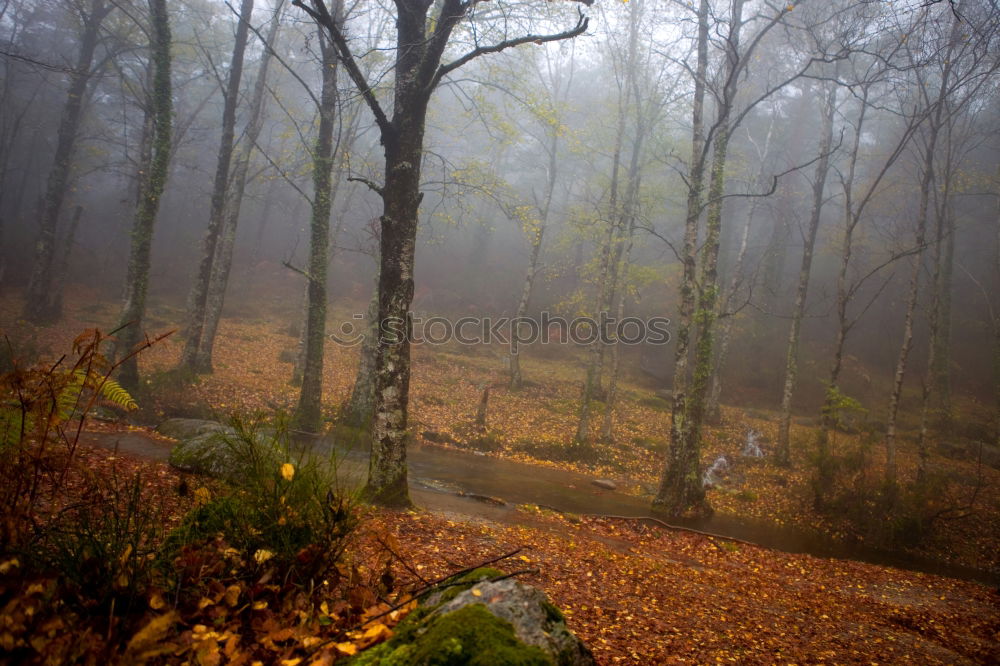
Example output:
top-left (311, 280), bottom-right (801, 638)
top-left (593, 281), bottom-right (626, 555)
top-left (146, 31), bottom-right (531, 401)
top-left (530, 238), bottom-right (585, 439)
top-left (292, 18), bottom-right (339, 434)
top-left (297, 0), bottom-right (589, 507)
top-left (23, 0), bottom-right (110, 323)
top-left (179, 0), bottom-right (254, 372)
top-left (342, 272), bottom-right (379, 428)
top-left (196, 3), bottom-right (283, 371)
top-left (114, 0), bottom-right (172, 391)
top-left (884, 12), bottom-right (961, 485)
top-left (819, 88), bottom-right (869, 450)
top-left (509, 132), bottom-right (558, 390)
top-left (50, 204), bottom-right (83, 317)
top-left (654, 0), bottom-right (709, 517)
top-left (577, 0), bottom-right (641, 440)
top-left (916, 163), bottom-right (952, 479)
top-left (775, 83), bottom-right (836, 467)
top-left (706, 111), bottom-right (777, 424)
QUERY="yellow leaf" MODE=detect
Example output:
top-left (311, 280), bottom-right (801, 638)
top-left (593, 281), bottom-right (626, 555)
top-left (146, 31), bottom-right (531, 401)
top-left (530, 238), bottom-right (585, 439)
top-left (252, 600), bottom-right (268, 610)
top-left (224, 584), bottom-right (241, 607)
top-left (124, 612), bottom-right (177, 659)
top-left (198, 596), bottom-right (214, 610)
top-left (471, 588), bottom-right (482, 597)
top-left (194, 486), bottom-right (211, 506)
top-left (335, 642), bottom-right (358, 656)
top-left (0, 558), bottom-right (19, 575)
top-left (149, 593), bottom-right (166, 610)
top-left (281, 463), bottom-right (295, 481)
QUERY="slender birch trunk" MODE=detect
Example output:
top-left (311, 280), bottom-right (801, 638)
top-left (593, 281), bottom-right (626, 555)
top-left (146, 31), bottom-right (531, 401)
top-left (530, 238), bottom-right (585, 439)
top-left (510, 126), bottom-right (559, 389)
top-left (179, 0), bottom-right (253, 372)
top-left (196, 2), bottom-right (284, 371)
top-left (885, 12), bottom-right (961, 485)
top-left (776, 83), bottom-right (837, 467)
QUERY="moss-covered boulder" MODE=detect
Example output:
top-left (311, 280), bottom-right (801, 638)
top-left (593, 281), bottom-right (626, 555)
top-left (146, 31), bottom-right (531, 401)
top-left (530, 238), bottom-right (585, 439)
top-left (353, 569), bottom-right (594, 666)
top-left (166, 427), bottom-right (238, 478)
top-left (157, 417), bottom-right (229, 441)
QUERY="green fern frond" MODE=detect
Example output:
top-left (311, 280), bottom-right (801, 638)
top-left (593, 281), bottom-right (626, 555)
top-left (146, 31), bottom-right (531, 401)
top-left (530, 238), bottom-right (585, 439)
top-left (97, 376), bottom-right (138, 411)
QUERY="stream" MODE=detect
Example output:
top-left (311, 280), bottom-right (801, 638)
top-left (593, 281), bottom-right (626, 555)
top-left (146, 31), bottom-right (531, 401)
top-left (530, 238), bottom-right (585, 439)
top-left (81, 429), bottom-right (998, 586)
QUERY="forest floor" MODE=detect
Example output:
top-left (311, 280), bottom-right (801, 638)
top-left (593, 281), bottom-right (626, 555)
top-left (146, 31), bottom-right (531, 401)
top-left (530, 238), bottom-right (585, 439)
top-left (2, 285), bottom-right (1000, 662)
top-left (4, 442), bottom-right (999, 664)
top-left (3, 284), bottom-right (997, 576)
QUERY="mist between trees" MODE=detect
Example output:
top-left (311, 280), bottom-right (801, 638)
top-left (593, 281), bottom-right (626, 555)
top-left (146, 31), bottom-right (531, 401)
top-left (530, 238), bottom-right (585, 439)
top-left (1, 0), bottom-right (999, 517)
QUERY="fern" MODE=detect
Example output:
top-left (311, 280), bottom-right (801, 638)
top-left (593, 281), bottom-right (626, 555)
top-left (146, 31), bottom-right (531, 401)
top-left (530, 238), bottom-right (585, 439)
top-left (96, 375), bottom-right (138, 411)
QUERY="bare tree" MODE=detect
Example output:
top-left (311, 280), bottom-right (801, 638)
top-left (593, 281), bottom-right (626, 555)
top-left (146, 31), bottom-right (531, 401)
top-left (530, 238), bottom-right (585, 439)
top-left (113, 0), bottom-right (173, 391)
top-left (23, 0), bottom-right (113, 323)
top-left (178, 0), bottom-right (254, 373)
top-left (294, 0), bottom-right (590, 506)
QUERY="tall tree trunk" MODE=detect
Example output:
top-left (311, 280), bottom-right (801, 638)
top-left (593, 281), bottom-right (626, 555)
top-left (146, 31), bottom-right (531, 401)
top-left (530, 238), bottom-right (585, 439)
top-left (776, 83), bottom-right (836, 467)
top-left (654, 0), bottom-right (709, 517)
top-left (884, 12), bottom-right (961, 485)
top-left (657, 0), bottom-right (743, 518)
top-left (577, 0), bottom-right (641, 441)
top-left (820, 88), bottom-right (869, 445)
top-left (23, 0), bottom-right (110, 323)
top-left (706, 111), bottom-right (777, 424)
top-left (916, 160), bottom-right (952, 479)
top-left (510, 132), bottom-right (558, 390)
top-left (576, 117), bottom-right (625, 443)
top-left (292, 19), bottom-right (339, 434)
top-left (342, 272), bottom-right (379, 428)
top-left (196, 2), bottom-right (283, 371)
top-left (297, 0), bottom-right (589, 507)
top-left (114, 0), bottom-right (173, 391)
top-left (50, 204), bottom-right (83, 317)
top-left (179, 0), bottom-right (254, 372)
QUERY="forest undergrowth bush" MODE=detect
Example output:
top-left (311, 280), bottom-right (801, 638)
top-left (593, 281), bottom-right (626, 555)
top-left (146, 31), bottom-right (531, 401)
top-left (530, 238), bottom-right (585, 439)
top-left (808, 387), bottom-right (979, 549)
top-left (0, 330), bottom-right (368, 662)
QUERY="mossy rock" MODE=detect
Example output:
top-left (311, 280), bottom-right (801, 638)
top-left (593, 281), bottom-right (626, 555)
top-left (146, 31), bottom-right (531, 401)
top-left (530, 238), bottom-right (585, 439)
top-left (157, 418), bottom-right (229, 441)
top-left (163, 418), bottom-right (281, 481)
top-left (167, 429), bottom-right (238, 478)
top-left (352, 569), bottom-right (594, 666)
top-left (351, 604), bottom-right (553, 665)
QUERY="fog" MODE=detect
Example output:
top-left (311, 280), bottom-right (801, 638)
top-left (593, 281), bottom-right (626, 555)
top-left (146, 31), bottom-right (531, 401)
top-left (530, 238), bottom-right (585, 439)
top-left (2, 0), bottom-right (1000, 623)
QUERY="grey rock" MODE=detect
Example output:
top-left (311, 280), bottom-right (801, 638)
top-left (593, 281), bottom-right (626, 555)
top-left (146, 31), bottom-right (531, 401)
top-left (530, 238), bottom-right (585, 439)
top-left (157, 418), bottom-right (229, 441)
top-left (434, 578), bottom-right (595, 665)
top-left (591, 478), bottom-right (617, 491)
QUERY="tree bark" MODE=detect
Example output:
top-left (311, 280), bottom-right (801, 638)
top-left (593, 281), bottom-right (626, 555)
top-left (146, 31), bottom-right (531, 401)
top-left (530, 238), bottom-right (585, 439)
top-left (293, 17), bottom-right (340, 434)
top-left (179, 0), bottom-right (254, 372)
top-left (776, 83), bottom-right (837, 467)
top-left (296, 0), bottom-right (589, 507)
top-left (654, 0), bottom-right (709, 517)
top-left (23, 0), bottom-right (111, 323)
top-left (885, 11), bottom-right (961, 485)
top-left (196, 2), bottom-right (284, 371)
top-left (50, 204), bottom-right (83, 317)
top-left (342, 271), bottom-right (379, 428)
top-left (114, 0), bottom-right (173, 391)
top-left (510, 131), bottom-right (558, 390)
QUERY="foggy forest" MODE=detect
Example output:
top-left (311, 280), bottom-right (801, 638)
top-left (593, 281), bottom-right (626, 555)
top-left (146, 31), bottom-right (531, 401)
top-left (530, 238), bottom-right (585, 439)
top-left (1, 0), bottom-right (999, 663)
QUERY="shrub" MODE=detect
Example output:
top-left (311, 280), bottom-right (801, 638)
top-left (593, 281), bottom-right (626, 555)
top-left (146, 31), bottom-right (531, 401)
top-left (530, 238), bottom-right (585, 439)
top-left (163, 414), bottom-right (358, 586)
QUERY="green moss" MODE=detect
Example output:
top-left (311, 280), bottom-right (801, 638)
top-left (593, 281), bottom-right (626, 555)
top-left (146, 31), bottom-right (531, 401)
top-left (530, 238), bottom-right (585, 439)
top-left (350, 604), bottom-right (553, 666)
top-left (431, 568), bottom-right (504, 606)
top-left (540, 600), bottom-right (564, 623)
